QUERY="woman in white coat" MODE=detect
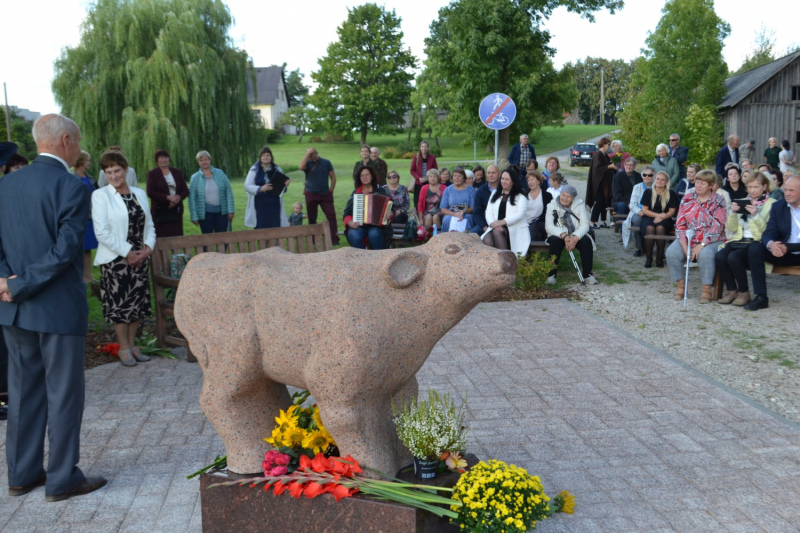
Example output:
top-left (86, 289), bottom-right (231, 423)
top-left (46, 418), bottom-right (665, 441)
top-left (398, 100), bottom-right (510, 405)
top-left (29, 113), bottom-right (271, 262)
top-left (544, 185), bottom-right (598, 285)
top-left (483, 168), bottom-right (530, 256)
top-left (93, 150), bottom-right (157, 367)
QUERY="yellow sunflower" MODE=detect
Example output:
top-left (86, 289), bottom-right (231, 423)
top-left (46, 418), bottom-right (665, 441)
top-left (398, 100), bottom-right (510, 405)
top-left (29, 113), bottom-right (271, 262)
top-left (283, 426), bottom-right (306, 448)
top-left (301, 429), bottom-right (331, 454)
top-left (274, 407), bottom-right (298, 431)
top-left (556, 490), bottom-right (575, 515)
top-left (264, 426), bottom-right (284, 447)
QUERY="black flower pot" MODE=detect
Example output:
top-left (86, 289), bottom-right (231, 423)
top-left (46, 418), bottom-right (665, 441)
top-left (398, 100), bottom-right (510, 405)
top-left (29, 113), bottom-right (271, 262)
top-left (413, 457), bottom-right (438, 480)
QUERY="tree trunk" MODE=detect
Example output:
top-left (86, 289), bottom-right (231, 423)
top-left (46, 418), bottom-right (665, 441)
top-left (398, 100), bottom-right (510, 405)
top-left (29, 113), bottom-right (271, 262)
top-left (407, 112), bottom-right (414, 142)
top-left (434, 136), bottom-right (440, 150)
top-left (498, 128), bottom-right (510, 168)
top-left (415, 112), bottom-right (423, 142)
top-left (360, 123), bottom-right (368, 145)
top-left (298, 129), bottom-right (304, 143)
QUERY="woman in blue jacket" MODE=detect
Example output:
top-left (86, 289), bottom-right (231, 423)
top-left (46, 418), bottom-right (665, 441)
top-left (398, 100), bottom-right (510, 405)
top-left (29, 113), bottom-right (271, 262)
top-left (188, 150), bottom-right (235, 233)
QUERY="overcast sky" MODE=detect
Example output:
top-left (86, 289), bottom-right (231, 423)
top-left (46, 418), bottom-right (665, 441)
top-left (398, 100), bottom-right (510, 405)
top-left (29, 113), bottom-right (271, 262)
top-left (3, 0), bottom-right (797, 115)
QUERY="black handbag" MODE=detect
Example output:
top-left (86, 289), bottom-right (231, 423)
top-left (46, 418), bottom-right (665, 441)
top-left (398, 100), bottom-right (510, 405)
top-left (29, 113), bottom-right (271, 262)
top-left (156, 204), bottom-right (183, 224)
top-left (727, 239), bottom-right (754, 250)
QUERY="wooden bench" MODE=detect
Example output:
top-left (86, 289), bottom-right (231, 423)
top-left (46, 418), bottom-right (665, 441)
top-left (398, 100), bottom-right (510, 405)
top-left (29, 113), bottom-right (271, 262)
top-left (628, 226), bottom-right (678, 243)
top-left (713, 264), bottom-right (800, 300)
top-left (150, 224), bottom-right (333, 361)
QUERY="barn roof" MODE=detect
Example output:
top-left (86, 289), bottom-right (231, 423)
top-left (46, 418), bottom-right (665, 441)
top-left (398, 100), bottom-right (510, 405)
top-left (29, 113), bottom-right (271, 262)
top-left (722, 50), bottom-right (800, 108)
top-left (246, 66), bottom-right (287, 106)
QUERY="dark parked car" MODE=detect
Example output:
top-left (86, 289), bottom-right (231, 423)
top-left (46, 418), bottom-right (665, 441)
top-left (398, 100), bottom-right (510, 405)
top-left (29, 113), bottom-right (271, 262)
top-left (569, 143), bottom-right (597, 167)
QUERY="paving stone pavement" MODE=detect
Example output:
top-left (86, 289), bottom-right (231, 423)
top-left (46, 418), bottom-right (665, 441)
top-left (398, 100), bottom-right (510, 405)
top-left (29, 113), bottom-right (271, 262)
top-left (2, 299), bottom-right (800, 532)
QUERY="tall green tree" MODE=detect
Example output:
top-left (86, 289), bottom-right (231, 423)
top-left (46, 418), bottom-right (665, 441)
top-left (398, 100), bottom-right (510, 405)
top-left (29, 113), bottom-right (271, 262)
top-left (0, 108), bottom-right (36, 161)
top-left (283, 64), bottom-right (309, 107)
top-left (569, 57), bottom-right (634, 124)
top-left (52, 0), bottom-right (258, 176)
top-left (424, 0), bottom-right (622, 162)
top-left (308, 3), bottom-right (417, 145)
top-left (732, 26), bottom-right (777, 75)
top-left (619, 0), bottom-right (730, 160)
top-left (410, 68), bottom-right (451, 150)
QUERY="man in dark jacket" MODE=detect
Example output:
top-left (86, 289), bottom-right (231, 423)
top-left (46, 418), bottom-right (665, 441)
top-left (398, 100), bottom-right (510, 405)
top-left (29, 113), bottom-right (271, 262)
top-left (611, 157), bottom-right (642, 215)
top-left (747, 175), bottom-right (800, 310)
top-left (715, 134), bottom-right (740, 177)
top-left (471, 164), bottom-right (500, 235)
top-left (508, 135), bottom-right (536, 174)
top-left (0, 114), bottom-right (107, 501)
top-left (669, 133), bottom-right (689, 181)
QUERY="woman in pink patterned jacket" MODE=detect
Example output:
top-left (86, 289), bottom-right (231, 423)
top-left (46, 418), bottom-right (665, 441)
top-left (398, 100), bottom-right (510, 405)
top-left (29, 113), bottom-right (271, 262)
top-left (665, 169), bottom-right (727, 303)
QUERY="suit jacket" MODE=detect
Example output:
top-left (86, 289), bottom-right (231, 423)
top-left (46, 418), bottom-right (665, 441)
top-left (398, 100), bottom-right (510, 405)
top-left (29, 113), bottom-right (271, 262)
top-left (761, 198), bottom-right (797, 247)
top-left (0, 155), bottom-right (91, 335)
top-left (472, 182), bottom-right (495, 232)
top-left (92, 185), bottom-right (157, 266)
top-left (671, 145), bottom-right (689, 180)
top-left (715, 145), bottom-right (739, 178)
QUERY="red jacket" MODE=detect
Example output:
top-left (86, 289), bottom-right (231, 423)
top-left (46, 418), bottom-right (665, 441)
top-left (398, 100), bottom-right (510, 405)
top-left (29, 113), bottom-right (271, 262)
top-left (417, 183), bottom-right (447, 215)
top-left (410, 153), bottom-right (438, 185)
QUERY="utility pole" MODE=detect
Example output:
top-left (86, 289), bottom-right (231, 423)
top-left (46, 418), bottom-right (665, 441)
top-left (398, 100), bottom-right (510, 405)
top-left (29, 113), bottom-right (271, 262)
top-left (3, 83), bottom-right (10, 141)
top-left (599, 67), bottom-right (605, 126)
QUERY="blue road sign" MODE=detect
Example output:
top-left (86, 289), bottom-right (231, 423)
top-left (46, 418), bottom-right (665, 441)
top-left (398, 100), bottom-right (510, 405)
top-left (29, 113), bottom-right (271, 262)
top-left (479, 93), bottom-right (516, 130)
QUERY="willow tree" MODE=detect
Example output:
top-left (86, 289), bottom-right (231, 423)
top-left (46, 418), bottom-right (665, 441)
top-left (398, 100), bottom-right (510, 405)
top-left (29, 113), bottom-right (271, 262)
top-left (52, 0), bottom-right (257, 176)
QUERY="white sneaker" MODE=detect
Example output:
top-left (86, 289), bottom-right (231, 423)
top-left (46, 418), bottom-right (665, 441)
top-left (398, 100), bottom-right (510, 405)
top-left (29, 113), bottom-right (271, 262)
top-left (547, 275), bottom-right (557, 285)
top-left (584, 275), bottom-right (598, 285)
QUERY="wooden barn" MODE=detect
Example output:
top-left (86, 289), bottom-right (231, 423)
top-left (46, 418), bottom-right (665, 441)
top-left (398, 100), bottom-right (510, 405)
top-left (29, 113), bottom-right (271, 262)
top-left (721, 50), bottom-right (800, 155)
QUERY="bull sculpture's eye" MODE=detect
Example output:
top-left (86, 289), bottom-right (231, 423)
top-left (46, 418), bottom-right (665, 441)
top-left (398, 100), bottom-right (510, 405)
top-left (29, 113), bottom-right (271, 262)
top-left (444, 244), bottom-right (461, 255)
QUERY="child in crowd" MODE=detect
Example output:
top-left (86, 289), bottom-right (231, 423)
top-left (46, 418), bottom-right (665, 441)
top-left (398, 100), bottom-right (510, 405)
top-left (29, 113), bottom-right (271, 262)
top-left (546, 172), bottom-right (564, 198)
top-left (288, 202), bottom-right (307, 226)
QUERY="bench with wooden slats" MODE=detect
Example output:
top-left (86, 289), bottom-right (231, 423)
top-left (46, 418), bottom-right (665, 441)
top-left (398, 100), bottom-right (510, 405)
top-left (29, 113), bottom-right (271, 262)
top-left (150, 224), bottom-right (333, 361)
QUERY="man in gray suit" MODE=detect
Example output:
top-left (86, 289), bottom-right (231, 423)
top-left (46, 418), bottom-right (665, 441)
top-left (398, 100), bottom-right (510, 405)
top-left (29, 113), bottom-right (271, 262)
top-left (0, 114), bottom-right (107, 501)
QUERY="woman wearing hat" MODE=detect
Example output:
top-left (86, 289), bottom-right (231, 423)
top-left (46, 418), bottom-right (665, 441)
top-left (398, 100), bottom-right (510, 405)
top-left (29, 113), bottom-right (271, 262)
top-left (544, 184), bottom-right (597, 285)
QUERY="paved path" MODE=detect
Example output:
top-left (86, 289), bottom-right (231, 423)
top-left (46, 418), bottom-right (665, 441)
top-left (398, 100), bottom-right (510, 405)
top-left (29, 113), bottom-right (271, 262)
top-left (2, 300), bottom-right (800, 532)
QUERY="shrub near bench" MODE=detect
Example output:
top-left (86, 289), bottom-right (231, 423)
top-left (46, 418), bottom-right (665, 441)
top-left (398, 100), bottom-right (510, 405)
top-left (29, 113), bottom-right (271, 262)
top-left (150, 224), bottom-right (333, 361)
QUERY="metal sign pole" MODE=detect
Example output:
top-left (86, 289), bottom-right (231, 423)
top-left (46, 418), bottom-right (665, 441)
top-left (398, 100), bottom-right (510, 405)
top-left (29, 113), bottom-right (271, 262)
top-left (494, 129), bottom-right (499, 167)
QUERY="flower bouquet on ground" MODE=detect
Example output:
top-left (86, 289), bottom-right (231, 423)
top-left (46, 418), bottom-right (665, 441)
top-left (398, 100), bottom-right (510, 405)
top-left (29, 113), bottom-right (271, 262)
top-left (392, 390), bottom-right (469, 479)
top-left (450, 459), bottom-right (574, 532)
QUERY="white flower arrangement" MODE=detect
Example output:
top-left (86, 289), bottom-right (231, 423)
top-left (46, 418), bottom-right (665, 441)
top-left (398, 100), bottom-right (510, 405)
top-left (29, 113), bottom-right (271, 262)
top-left (393, 390), bottom-right (469, 460)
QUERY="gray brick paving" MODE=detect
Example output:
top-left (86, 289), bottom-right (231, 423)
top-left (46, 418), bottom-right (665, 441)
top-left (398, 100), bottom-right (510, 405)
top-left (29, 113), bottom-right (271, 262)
top-left (2, 299), bottom-right (800, 532)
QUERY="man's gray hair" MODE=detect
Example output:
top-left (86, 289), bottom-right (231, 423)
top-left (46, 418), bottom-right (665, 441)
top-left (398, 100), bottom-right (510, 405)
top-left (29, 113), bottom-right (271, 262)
top-left (370, 146), bottom-right (380, 155)
top-left (520, 134), bottom-right (529, 140)
top-left (670, 133), bottom-right (680, 141)
top-left (32, 113), bottom-right (80, 144)
top-left (626, 157), bottom-right (638, 166)
top-left (196, 150), bottom-right (212, 161)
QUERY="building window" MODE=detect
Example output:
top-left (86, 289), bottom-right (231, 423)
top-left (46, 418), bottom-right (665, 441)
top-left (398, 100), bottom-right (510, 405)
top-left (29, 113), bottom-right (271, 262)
top-left (792, 86), bottom-right (800, 101)
top-left (796, 131), bottom-right (800, 144)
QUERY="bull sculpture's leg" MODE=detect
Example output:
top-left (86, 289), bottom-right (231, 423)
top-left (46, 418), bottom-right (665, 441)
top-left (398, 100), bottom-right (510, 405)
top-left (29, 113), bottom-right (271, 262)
top-left (199, 339), bottom-right (292, 474)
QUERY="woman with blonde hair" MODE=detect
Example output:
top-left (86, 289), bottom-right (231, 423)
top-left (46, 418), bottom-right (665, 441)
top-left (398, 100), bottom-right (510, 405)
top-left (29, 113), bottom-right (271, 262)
top-left (639, 171), bottom-right (678, 268)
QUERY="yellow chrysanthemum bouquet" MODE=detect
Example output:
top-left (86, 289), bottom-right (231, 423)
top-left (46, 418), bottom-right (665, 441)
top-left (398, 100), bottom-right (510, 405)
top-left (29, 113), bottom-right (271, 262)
top-left (264, 390), bottom-right (338, 473)
top-left (450, 459), bottom-right (573, 532)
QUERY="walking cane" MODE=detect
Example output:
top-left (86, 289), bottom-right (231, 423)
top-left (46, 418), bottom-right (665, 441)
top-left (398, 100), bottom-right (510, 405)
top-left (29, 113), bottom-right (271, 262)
top-left (683, 229), bottom-right (695, 308)
top-left (553, 210), bottom-right (585, 285)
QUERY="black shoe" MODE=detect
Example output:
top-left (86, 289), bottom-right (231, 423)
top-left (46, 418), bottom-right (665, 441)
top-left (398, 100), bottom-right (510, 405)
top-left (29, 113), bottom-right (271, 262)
top-left (9, 475), bottom-right (46, 497)
top-left (656, 257), bottom-right (664, 268)
top-left (644, 257), bottom-right (652, 268)
top-left (45, 476), bottom-right (107, 502)
top-left (633, 250), bottom-right (642, 257)
top-left (743, 294), bottom-right (769, 311)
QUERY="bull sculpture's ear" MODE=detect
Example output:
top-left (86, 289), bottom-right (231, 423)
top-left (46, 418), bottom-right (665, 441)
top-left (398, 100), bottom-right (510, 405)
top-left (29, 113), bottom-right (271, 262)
top-left (383, 250), bottom-right (428, 289)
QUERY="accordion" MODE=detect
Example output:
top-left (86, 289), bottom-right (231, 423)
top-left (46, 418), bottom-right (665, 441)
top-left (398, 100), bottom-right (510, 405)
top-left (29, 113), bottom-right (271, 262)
top-left (352, 194), bottom-right (393, 227)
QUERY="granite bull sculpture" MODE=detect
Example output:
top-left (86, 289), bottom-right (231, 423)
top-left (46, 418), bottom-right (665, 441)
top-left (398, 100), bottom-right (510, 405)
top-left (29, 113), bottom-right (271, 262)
top-left (174, 232), bottom-right (517, 476)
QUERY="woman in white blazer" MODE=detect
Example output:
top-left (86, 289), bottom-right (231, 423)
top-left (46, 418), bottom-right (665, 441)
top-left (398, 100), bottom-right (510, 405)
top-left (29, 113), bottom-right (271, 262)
top-left (92, 151), bottom-right (157, 367)
top-left (483, 168), bottom-right (530, 256)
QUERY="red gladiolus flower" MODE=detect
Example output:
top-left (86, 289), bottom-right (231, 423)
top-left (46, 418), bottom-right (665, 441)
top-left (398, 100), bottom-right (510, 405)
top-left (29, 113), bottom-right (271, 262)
top-left (288, 481), bottom-right (305, 499)
top-left (331, 484), bottom-right (358, 502)
top-left (273, 481), bottom-right (288, 496)
top-left (303, 481), bottom-right (325, 499)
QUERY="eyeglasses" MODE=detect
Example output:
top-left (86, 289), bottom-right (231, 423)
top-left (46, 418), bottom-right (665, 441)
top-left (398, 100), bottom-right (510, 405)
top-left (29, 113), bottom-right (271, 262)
top-left (388, 175), bottom-right (399, 179)
top-left (642, 173), bottom-right (654, 177)
top-left (669, 139), bottom-right (678, 142)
